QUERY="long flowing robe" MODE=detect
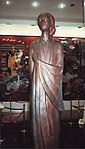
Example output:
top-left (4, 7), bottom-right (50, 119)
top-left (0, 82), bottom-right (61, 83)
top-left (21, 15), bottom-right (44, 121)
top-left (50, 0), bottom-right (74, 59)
top-left (29, 38), bottom-right (64, 148)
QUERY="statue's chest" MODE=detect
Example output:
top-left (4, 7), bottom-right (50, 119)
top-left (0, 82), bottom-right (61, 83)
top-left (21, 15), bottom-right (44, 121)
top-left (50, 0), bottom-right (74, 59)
top-left (34, 40), bottom-right (58, 64)
top-left (39, 42), bottom-right (56, 62)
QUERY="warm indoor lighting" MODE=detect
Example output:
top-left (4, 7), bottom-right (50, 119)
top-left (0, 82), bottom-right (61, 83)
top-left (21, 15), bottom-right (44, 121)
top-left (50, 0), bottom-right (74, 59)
top-left (58, 3), bottom-right (66, 9)
top-left (32, 1), bottom-right (39, 7)
top-left (4, 0), bottom-right (12, 6)
top-left (84, 2), bottom-right (85, 6)
top-left (6, 0), bottom-right (10, 5)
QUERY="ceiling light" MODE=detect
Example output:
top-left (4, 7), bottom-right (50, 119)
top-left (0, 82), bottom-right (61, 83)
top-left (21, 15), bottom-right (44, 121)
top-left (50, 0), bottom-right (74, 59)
top-left (4, 0), bottom-right (12, 6)
top-left (58, 3), bottom-right (66, 9)
top-left (6, 1), bottom-right (10, 5)
top-left (32, 1), bottom-right (39, 7)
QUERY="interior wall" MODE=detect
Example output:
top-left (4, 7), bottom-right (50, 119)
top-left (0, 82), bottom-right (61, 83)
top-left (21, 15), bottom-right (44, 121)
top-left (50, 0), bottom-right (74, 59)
top-left (0, 24), bottom-right (85, 38)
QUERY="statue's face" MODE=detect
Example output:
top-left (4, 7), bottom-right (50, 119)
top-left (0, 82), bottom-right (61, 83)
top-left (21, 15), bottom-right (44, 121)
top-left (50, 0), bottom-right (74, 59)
top-left (38, 14), bottom-right (50, 31)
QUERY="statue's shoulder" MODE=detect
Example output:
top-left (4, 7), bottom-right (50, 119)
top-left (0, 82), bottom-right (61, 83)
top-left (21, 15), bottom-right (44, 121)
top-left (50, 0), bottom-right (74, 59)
top-left (29, 39), bottom-right (40, 51)
top-left (30, 38), bottom-right (39, 46)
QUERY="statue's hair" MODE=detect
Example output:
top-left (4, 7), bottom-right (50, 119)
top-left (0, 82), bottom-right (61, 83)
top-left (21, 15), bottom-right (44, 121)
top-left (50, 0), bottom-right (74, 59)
top-left (37, 12), bottom-right (56, 36)
top-left (37, 12), bottom-right (55, 27)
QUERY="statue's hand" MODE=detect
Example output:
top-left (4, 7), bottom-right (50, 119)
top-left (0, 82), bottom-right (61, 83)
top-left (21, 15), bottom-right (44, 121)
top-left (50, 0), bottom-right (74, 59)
top-left (32, 53), bottom-right (39, 64)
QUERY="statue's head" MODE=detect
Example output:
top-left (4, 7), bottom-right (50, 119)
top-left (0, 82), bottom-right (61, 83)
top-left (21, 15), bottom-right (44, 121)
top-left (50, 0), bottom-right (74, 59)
top-left (37, 12), bottom-right (56, 36)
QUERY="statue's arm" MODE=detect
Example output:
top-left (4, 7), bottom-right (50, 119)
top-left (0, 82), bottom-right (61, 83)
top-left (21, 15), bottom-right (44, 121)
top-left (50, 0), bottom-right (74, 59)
top-left (28, 44), bottom-right (34, 79)
top-left (56, 43), bottom-right (64, 73)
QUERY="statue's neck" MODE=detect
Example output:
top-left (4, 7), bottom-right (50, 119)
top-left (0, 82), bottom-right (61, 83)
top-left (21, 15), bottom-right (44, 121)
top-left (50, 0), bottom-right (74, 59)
top-left (41, 32), bottom-right (51, 42)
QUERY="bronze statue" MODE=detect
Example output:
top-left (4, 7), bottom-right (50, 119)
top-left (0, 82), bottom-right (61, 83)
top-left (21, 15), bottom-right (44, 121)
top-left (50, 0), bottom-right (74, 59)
top-left (29, 12), bottom-right (64, 149)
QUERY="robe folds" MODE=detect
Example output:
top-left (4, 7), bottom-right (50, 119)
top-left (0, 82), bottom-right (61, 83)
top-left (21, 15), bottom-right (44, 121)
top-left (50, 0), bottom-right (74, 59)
top-left (29, 38), bottom-right (64, 148)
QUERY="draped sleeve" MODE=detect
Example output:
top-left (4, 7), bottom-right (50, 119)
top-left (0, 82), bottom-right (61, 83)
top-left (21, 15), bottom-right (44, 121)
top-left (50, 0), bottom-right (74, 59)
top-left (28, 42), bottom-right (35, 79)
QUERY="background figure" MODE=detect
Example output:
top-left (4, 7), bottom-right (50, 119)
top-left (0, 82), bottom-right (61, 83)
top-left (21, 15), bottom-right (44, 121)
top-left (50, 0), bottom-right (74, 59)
top-left (29, 12), bottom-right (64, 148)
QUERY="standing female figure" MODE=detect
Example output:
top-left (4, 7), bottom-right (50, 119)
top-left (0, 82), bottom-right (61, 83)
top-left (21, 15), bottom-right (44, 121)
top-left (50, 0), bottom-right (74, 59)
top-left (29, 12), bottom-right (64, 148)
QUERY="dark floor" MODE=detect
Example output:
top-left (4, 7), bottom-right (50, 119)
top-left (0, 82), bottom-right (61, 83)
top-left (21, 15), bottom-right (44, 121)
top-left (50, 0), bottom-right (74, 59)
top-left (0, 121), bottom-right (34, 148)
top-left (0, 112), bottom-right (85, 148)
top-left (60, 120), bottom-right (85, 148)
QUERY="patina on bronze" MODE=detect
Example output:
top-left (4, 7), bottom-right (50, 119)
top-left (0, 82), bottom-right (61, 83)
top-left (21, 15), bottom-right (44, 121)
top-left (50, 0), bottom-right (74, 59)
top-left (29, 12), bottom-right (64, 149)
